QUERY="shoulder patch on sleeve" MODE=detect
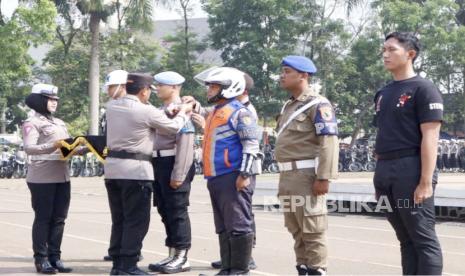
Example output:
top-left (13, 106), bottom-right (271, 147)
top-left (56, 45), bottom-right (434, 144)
top-left (179, 120), bottom-right (195, 134)
top-left (314, 103), bottom-right (338, 136)
top-left (236, 109), bottom-right (258, 140)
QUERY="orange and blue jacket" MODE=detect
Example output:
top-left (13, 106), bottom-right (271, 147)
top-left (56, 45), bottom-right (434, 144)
top-left (202, 100), bottom-right (244, 179)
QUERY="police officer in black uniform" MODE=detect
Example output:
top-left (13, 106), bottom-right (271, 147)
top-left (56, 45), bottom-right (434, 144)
top-left (374, 32), bottom-right (443, 275)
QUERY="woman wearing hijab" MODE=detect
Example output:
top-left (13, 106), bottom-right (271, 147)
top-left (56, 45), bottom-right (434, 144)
top-left (22, 83), bottom-right (72, 274)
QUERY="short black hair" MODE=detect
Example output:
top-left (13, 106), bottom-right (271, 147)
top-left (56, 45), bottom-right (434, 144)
top-left (385, 32), bottom-right (421, 63)
top-left (244, 73), bottom-right (254, 91)
top-left (126, 73), bottom-right (153, 95)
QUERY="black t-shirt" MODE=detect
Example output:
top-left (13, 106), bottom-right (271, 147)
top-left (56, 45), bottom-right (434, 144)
top-left (374, 75), bottom-right (443, 154)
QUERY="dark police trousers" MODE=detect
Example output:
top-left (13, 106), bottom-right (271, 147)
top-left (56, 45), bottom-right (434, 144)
top-left (105, 180), bottom-right (152, 258)
top-left (153, 156), bottom-right (195, 249)
top-left (374, 156), bottom-right (443, 275)
top-left (27, 182), bottom-right (71, 261)
top-left (207, 171), bottom-right (255, 235)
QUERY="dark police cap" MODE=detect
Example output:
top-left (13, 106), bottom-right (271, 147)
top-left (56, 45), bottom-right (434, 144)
top-left (127, 73), bottom-right (153, 88)
top-left (281, 55), bottom-right (317, 74)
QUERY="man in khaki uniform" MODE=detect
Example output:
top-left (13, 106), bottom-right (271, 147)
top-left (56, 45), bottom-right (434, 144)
top-left (275, 56), bottom-right (338, 275)
top-left (104, 73), bottom-right (193, 275)
top-left (148, 71), bottom-right (195, 274)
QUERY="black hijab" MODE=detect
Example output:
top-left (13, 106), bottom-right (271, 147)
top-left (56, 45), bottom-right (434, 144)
top-left (25, 94), bottom-right (52, 118)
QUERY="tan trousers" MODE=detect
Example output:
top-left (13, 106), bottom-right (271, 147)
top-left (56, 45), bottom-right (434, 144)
top-left (278, 168), bottom-right (328, 269)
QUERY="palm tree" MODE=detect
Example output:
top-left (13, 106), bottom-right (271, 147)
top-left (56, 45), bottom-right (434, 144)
top-left (76, 0), bottom-right (154, 135)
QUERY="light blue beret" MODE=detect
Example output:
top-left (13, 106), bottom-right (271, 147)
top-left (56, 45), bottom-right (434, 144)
top-left (153, 71), bottom-right (185, 85)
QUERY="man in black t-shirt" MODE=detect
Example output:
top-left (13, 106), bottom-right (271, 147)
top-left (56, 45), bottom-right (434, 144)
top-left (373, 32), bottom-right (443, 275)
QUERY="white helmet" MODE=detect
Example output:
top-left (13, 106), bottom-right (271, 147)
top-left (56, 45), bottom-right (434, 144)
top-left (204, 67), bottom-right (245, 100)
top-left (193, 66), bottom-right (219, 86)
top-left (104, 70), bottom-right (128, 86)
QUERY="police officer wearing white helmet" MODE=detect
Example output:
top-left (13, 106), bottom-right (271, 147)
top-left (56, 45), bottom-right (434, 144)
top-left (22, 83), bottom-right (73, 274)
top-left (100, 70), bottom-right (128, 135)
top-left (187, 67), bottom-right (260, 275)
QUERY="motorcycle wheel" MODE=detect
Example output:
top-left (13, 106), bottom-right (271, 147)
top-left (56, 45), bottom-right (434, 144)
top-left (348, 162), bottom-right (362, 172)
top-left (268, 162), bottom-right (279, 173)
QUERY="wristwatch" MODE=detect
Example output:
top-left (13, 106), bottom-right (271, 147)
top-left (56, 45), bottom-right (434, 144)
top-left (240, 171), bottom-right (251, 179)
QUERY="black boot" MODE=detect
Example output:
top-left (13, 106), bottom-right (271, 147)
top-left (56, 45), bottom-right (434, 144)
top-left (50, 260), bottom-right (72, 273)
top-left (34, 258), bottom-right (56, 274)
top-left (213, 256), bottom-right (257, 270)
top-left (104, 255), bottom-right (113, 261)
top-left (119, 256), bottom-right (149, 275)
top-left (161, 249), bottom-right (191, 274)
top-left (215, 232), bottom-right (230, 276)
top-left (296, 264), bottom-right (308, 276)
top-left (148, 247), bottom-right (175, 272)
top-left (229, 233), bottom-right (254, 275)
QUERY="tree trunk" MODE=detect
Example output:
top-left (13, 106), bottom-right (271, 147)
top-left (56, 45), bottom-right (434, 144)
top-left (0, 99), bottom-right (6, 133)
top-left (0, 108), bottom-right (6, 134)
top-left (182, 2), bottom-right (191, 72)
top-left (463, 70), bottom-right (465, 135)
top-left (88, 14), bottom-right (100, 135)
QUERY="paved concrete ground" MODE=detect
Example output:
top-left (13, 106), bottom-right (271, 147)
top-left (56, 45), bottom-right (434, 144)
top-left (0, 174), bottom-right (464, 275)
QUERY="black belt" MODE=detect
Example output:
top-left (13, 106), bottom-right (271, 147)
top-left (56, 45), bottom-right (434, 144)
top-left (377, 148), bottom-right (420, 160)
top-left (107, 150), bottom-right (152, 161)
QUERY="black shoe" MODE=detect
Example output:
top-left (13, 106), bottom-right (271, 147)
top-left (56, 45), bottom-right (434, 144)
top-left (120, 256), bottom-right (149, 275)
top-left (50, 260), bottom-right (73, 273)
top-left (307, 267), bottom-right (326, 275)
top-left (161, 249), bottom-right (190, 274)
top-left (296, 264), bottom-right (308, 276)
top-left (120, 266), bottom-right (149, 275)
top-left (211, 260), bottom-right (222, 269)
top-left (104, 255), bottom-right (113, 261)
top-left (148, 248), bottom-right (175, 272)
top-left (35, 259), bottom-right (56, 274)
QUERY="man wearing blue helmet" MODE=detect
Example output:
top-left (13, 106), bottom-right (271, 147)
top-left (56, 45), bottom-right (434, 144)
top-left (275, 55), bottom-right (339, 275)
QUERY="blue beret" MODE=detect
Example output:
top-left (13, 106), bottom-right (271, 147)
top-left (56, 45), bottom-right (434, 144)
top-left (153, 71), bottom-right (185, 85)
top-left (281, 55), bottom-right (317, 74)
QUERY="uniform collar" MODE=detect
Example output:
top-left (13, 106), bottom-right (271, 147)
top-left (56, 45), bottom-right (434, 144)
top-left (163, 97), bottom-right (182, 107)
top-left (214, 99), bottom-right (234, 109)
top-left (34, 111), bottom-right (54, 122)
top-left (124, 94), bottom-right (141, 103)
top-left (291, 86), bottom-right (318, 102)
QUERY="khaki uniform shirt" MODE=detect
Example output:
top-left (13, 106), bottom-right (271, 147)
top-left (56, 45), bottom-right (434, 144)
top-left (22, 113), bottom-right (70, 183)
top-left (153, 98), bottom-right (195, 182)
top-left (104, 95), bottom-right (188, 181)
top-left (275, 87), bottom-right (339, 180)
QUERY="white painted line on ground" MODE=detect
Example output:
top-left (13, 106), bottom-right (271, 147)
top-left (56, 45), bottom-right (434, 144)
top-left (0, 221), bottom-right (278, 276)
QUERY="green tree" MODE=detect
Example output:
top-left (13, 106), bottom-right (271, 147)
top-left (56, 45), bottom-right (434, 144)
top-left (157, 0), bottom-right (209, 106)
top-left (331, 32), bottom-right (390, 144)
top-left (0, 0), bottom-right (56, 133)
top-left (202, 0), bottom-right (304, 127)
top-left (375, 0), bottom-right (465, 134)
top-left (76, 0), bottom-right (154, 135)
